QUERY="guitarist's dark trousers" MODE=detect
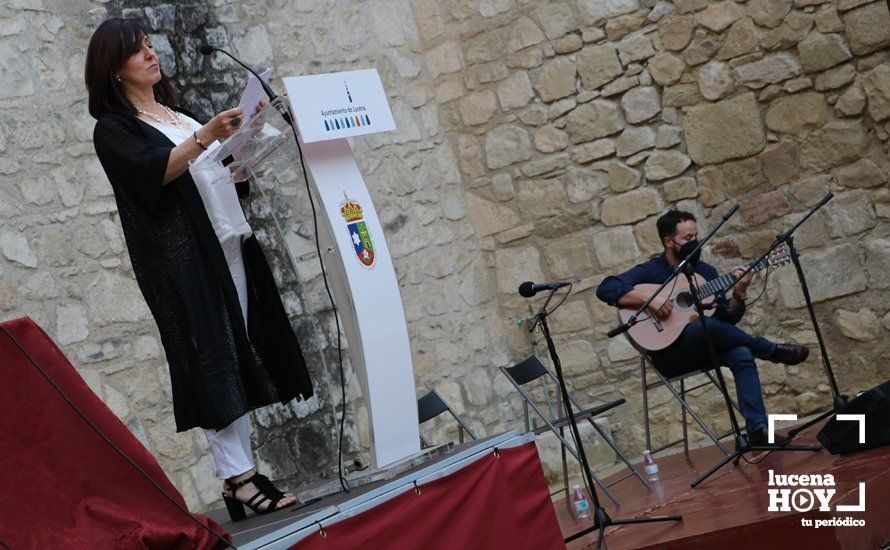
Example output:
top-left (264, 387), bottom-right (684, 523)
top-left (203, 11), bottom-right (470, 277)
top-left (651, 318), bottom-right (778, 435)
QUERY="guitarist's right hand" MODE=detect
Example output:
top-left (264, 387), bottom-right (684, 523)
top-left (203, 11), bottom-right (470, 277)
top-left (650, 294), bottom-right (674, 319)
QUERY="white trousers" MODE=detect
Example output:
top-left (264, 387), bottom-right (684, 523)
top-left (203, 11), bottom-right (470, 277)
top-left (203, 237), bottom-right (255, 480)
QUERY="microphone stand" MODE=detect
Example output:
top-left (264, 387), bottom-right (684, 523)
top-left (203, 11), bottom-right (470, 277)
top-left (689, 198), bottom-right (834, 488)
top-left (716, 193), bottom-right (843, 440)
top-left (528, 287), bottom-right (681, 549)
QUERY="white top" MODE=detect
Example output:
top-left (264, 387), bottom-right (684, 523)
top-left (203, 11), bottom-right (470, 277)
top-left (143, 114), bottom-right (252, 244)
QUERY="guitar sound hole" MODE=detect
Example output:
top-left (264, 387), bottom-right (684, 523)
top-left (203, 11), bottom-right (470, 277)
top-left (676, 292), bottom-right (694, 308)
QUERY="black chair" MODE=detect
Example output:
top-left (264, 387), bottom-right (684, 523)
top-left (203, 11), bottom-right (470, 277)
top-left (417, 389), bottom-right (478, 449)
top-left (640, 353), bottom-right (739, 457)
top-left (500, 354), bottom-right (649, 507)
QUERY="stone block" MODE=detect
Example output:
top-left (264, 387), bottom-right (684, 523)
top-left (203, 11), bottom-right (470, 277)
top-left (695, 1), bottom-right (743, 32)
top-left (664, 177), bottom-right (698, 202)
top-left (517, 178), bottom-right (569, 219)
top-left (578, 0), bottom-right (640, 25)
top-left (648, 53), bottom-right (686, 86)
top-left (56, 304), bottom-right (89, 346)
top-left (0, 231), bottom-right (37, 268)
top-left (606, 11), bottom-right (649, 41)
top-left (572, 140), bottom-right (616, 164)
top-left (565, 166), bottom-right (609, 203)
top-left (760, 142), bottom-right (798, 187)
top-left (765, 92), bottom-right (829, 134)
top-left (842, 1), bottom-right (890, 55)
top-left (617, 33), bottom-right (656, 65)
top-left (864, 238), bottom-right (890, 289)
top-left (594, 226), bottom-right (641, 268)
top-left (698, 157), bottom-right (765, 197)
top-left (543, 235), bottom-right (596, 277)
top-left (497, 72), bottom-right (535, 110)
top-left (663, 83), bottom-right (702, 107)
top-left (798, 121), bottom-right (868, 171)
top-left (503, 16), bottom-right (547, 52)
top-left (426, 41), bottom-right (464, 78)
top-left (577, 45), bottom-right (623, 90)
top-left (659, 15), bottom-right (695, 51)
top-left (835, 84), bottom-right (866, 117)
top-left (815, 5), bottom-right (844, 33)
top-left (616, 126), bottom-right (656, 158)
top-left (790, 174), bottom-right (831, 207)
top-left (748, 0), bottom-right (792, 28)
top-left (733, 52), bottom-right (802, 89)
top-left (621, 86), bottom-right (661, 124)
top-left (467, 194), bottom-right (519, 237)
top-left (566, 101), bottom-right (626, 143)
top-left (697, 60), bottom-right (734, 100)
top-left (838, 159), bottom-right (887, 189)
top-left (534, 126), bottom-right (569, 153)
top-left (536, 3), bottom-right (580, 40)
top-left (740, 190), bottom-right (791, 225)
top-left (601, 187), bottom-right (663, 226)
top-left (458, 90), bottom-right (498, 126)
top-left (683, 93), bottom-right (766, 165)
top-left (683, 36), bottom-right (721, 66)
top-left (607, 161), bottom-right (642, 192)
top-left (798, 31), bottom-right (852, 74)
top-left (814, 63), bottom-right (856, 91)
top-left (634, 215), bottom-right (662, 256)
top-left (485, 125), bottom-right (532, 169)
top-left (495, 246), bottom-right (546, 294)
top-left (534, 57), bottom-right (577, 102)
top-left (717, 17), bottom-right (759, 60)
top-left (862, 65), bottom-right (890, 122)
top-left (825, 190), bottom-right (876, 237)
top-left (774, 243), bottom-right (866, 308)
top-left (835, 308), bottom-right (880, 341)
top-left (643, 150), bottom-right (691, 181)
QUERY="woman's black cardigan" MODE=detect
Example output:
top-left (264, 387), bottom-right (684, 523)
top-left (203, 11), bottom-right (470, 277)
top-left (93, 109), bottom-right (313, 432)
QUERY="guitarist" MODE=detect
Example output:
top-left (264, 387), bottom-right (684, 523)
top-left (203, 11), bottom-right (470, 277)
top-left (596, 210), bottom-right (809, 445)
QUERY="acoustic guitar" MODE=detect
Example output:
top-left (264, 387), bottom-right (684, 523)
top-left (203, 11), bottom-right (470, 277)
top-left (617, 245), bottom-right (792, 352)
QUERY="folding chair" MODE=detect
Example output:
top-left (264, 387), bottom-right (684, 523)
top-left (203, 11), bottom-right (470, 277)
top-left (417, 388), bottom-right (478, 449)
top-left (640, 353), bottom-right (741, 457)
top-left (500, 355), bottom-right (649, 507)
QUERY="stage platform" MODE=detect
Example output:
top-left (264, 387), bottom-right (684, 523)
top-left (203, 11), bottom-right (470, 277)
top-left (556, 421), bottom-right (890, 550)
top-left (206, 430), bottom-right (562, 549)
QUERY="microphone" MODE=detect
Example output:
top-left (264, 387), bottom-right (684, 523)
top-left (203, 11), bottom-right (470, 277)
top-left (200, 45), bottom-right (293, 125)
top-left (518, 280), bottom-right (571, 298)
top-left (200, 45), bottom-right (277, 101)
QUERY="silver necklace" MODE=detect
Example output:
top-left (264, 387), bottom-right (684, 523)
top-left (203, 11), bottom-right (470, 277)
top-left (136, 103), bottom-right (183, 127)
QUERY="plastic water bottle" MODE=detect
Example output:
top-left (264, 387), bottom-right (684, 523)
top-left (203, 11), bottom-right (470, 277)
top-left (571, 484), bottom-right (591, 520)
top-left (643, 449), bottom-right (660, 482)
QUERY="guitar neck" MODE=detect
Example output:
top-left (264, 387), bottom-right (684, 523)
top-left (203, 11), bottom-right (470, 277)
top-left (696, 258), bottom-right (769, 299)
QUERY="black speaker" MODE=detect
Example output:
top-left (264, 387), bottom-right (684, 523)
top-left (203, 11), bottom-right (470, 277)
top-left (817, 380), bottom-right (890, 455)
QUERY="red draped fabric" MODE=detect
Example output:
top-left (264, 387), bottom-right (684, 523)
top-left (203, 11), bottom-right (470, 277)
top-left (0, 317), bottom-right (228, 549)
top-left (292, 442), bottom-right (564, 550)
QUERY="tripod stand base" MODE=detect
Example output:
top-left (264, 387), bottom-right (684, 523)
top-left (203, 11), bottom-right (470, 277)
top-left (691, 434), bottom-right (821, 488)
top-left (564, 506), bottom-right (683, 547)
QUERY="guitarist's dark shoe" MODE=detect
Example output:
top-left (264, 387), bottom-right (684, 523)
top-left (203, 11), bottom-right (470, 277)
top-left (768, 343), bottom-right (809, 365)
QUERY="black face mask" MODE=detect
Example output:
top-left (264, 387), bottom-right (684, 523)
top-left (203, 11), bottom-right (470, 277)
top-left (677, 239), bottom-right (701, 265)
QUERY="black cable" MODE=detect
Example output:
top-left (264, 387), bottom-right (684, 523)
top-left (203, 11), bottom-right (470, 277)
top-left (283, 106), bottom-right (350, 493)
top-left (0, 326), bottom-right (234, 549)
top-left (0, 535), bottom-right (10, 549)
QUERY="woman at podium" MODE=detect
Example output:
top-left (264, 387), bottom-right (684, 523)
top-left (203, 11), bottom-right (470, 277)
top-left (85, 18), bottom-right (313, 521)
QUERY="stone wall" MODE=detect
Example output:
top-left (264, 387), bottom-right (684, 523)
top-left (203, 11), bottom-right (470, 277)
top-left (1, 0), bottom-right (889, 511)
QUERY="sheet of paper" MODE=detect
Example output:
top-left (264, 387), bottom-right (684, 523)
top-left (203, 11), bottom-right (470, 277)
top-left (238, 68), bottom-right (273, 126)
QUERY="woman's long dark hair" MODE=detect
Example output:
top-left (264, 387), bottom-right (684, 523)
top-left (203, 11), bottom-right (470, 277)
top-left (85, 18), bottom-right (176, 119)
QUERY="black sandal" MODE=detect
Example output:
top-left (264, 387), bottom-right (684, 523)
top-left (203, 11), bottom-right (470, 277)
top-left (222, 473), bottom-right (294, 521)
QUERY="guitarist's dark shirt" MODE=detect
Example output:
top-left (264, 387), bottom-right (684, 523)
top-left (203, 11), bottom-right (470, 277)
top-left (596, 253), bottom-right (745, 325)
